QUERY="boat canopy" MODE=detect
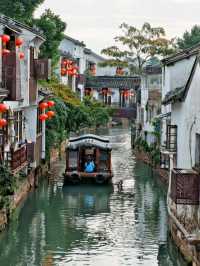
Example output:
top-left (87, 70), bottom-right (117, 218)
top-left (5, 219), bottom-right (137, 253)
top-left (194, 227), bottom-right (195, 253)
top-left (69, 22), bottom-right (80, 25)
top-left (67, 134), bottom-right (112, 150)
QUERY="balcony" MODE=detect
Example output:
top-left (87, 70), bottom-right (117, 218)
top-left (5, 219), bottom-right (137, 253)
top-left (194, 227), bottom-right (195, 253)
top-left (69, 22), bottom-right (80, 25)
top-left (10, 144), bottom-right (28, 173)
top-left (171, 168), bottom-right (200, 205)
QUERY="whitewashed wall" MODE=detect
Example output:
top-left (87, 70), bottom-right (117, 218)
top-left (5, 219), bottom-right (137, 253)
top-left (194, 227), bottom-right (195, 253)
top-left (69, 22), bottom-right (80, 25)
top-left (171, 60), bottom-right (200, 169)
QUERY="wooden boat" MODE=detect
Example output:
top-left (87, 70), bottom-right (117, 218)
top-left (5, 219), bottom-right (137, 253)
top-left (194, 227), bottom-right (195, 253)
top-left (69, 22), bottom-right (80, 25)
top-left (64, 134), bottom-right (113, 185)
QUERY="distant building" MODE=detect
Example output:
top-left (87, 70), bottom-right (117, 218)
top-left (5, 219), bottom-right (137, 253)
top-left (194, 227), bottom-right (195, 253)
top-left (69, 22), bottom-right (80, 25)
top-left (136, 58), bottom-right (162, 145)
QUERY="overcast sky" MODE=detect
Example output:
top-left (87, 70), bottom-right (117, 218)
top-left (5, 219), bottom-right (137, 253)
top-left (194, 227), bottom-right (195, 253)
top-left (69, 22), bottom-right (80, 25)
top-left (35, 0), bottom-right (200, 54)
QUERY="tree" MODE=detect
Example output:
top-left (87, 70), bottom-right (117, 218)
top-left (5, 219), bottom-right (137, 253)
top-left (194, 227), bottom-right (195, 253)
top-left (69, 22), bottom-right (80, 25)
top-left (34, 9), bottom-right (66, 69)
top-left (0, 0), bottom-right (44, 25)
top-left (101, 22), bottom-right (175, 74)
top-left (177, 25), bottom-right (200, 50)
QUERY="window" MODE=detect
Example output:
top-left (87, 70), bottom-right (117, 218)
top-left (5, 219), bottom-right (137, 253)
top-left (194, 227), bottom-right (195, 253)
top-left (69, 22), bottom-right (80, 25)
top-left (166, 125), bottom-right (177, 152)
top-left (69, 151), bottom-right (78, 169)
top-left (37, 107), bottom-right (42, 135)
top-left (195, 134), bottom-right (200, 167)
top-left (14, 111), bottom-right (23, 143)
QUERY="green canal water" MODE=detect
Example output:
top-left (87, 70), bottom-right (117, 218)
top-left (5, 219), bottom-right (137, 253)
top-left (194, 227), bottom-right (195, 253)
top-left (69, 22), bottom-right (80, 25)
top-left (0, 128), bottom-right (187, 266)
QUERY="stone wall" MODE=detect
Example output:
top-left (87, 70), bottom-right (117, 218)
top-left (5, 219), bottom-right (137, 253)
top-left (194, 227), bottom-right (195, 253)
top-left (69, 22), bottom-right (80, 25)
top-left (134, 149), bottom-right (169, 184)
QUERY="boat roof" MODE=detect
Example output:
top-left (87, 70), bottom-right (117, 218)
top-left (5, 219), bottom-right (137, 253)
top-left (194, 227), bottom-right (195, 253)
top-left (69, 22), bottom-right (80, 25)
top-left (67, 134), bottom-right (112, 150)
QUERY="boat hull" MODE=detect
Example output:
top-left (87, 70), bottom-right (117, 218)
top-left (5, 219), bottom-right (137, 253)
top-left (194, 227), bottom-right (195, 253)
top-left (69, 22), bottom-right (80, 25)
top-left (64, 171), bottom-right (113, 185)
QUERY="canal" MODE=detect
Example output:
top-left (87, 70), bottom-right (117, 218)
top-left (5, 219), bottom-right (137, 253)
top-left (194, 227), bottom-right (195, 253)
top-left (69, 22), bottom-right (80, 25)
top-left (0, 128), bottom-right (186, 266)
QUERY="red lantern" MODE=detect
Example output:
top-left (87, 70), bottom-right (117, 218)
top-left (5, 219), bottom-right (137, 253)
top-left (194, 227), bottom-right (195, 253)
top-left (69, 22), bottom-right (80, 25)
top-left (2, 49), bottom-right (10, 56)
top-left (0, 119), bottom-right (7, 127)
top-left (0, 103), bottom-right (9, 113)
top-left (18, 52), bottom-right (25, 60)
top-left (47, 110), bottom-right (55, 118)
top-left (39, 102), bottom-right (48, 110)
top-left (67, 69), bottom-right (73, 76)
top-left (62, 60), bottom-right (67, 66)
top-left (47, 101), bottom-right (55, 107)
top-left (1, 34), bottom-right (10, 44)
top-left (39, 114), bottom-right (48, 121)
top-left (15, 38), bottom-right (23, 47)
top-left (61, 68), bottom-right (66, 76)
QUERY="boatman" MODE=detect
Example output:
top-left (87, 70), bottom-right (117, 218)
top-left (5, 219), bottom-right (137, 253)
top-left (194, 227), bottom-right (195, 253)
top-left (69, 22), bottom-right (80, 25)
top-left (85, 156), bottom-right (95, 173)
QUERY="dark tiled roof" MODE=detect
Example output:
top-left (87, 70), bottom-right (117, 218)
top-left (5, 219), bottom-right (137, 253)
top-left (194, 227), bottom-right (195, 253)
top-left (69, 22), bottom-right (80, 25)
top-left (143, 65), bottom-right (162, 75)
top-left (64, 35), bottom-right (85, 47)
top-left (84, 48), bottom-right (105, 61)
top-left (86, 76), bottom-right (141, 89)
top-left (0, 14), bottom-right (45, 40)
top-left (162, 56), bottom-right (198, 105)
top-left (162, 43), bottom-right (200, 66)
top-left (38, 88), bottom-right (53, 97)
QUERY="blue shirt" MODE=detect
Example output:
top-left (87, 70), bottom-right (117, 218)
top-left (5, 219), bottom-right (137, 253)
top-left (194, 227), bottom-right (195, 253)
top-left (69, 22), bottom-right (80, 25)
top-left (85, 161), bottom-right (95, 173)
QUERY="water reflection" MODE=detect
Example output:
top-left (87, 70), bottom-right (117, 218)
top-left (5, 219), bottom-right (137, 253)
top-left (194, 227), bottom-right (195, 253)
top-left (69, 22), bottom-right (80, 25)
top-left (0, 128), bottom-right (187, 266)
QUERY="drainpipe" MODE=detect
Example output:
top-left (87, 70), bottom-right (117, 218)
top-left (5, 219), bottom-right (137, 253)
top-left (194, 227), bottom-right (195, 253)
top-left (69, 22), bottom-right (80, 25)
top-left (41, 109), bottom-right (46, 160)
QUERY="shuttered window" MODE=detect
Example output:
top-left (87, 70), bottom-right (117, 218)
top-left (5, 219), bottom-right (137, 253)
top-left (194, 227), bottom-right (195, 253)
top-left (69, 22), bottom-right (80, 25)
top-left (37, 107), bottom-right (42, 135)
top-left (14, 111), bottom-right (23, 143)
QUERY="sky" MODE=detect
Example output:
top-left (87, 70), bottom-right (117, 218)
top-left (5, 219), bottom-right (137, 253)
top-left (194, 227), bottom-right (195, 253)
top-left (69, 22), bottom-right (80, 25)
top-left (35, 0), bottom-right (200, 54)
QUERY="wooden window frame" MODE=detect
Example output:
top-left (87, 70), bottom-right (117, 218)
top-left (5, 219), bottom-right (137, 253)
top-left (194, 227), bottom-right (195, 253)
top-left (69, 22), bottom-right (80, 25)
top-left (166, 125), bottom-right (177, 152)
top-left (37, 107), bottom-right (42, 135)
top-left (14, 110), bottom-right (23, 143)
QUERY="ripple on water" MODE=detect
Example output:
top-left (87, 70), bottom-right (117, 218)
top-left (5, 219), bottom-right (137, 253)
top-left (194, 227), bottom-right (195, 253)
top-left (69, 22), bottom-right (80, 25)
top-left (0, 128), bottom-right (187, 266)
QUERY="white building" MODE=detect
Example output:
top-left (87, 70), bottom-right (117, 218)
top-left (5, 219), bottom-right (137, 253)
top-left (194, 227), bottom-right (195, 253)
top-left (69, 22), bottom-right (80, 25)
top-left (136, 59), bottom-right (162, 145)
top-left (161, 45), bottom-right (200, 170)
top-left (0, 15), bottom-right (50, 173)
top-left (161, 44), bottom-right (200, 264)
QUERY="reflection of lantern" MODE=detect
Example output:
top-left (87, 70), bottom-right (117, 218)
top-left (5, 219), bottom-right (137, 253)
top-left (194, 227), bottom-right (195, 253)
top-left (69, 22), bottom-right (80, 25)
top-left (18, 52), bottom-right (25, 60)
top-left (0, 119), bottom-right (7, 127)
top-left (102, 88), bottom-right (107, 95)
top-left (2, 49), bottom-right (10, 56)
top-left (47, 101), bottom-right (55, 107)
top-left (0, 103), bottom-right (9, 112)
top-left (62, 60), bottom-right (67, 66)
top-left (1, 34), bottom-right (10, 44)
top-left (15, 38), bottom-right (23, 47)
top-left (39, 114), bottom-right (48, 121)
top-left (47, 110), bottom-right (55, 118)
top-left (39, 102), bottom-right (48, 110)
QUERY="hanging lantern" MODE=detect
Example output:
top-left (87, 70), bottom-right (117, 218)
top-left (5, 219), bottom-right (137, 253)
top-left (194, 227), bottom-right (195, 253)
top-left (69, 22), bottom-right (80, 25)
top-left (67, 69), bottom-right (73, 76)
top-left (39, 102), bottom-right (48, 110)
top-left (47, 110), bottom-right (55, 118)
top-left (62, 60), bottom-right (68, 66)
top-left (0, 119), bottom-right (7, 127)
top-left (61, 68), bottom-right (66, 76)
top-left (0, 103), bottom-right (9, 113)
top-left (15, 37), bottom-right (23, 47)
top-left (39, 114), bottom-right (48, 121)
top-left (18, 52), bottom-right (25, 60)
top-left (47, 100), bottom-right (55, 107)
top-left (2, 49), bottom-right (10, 56)
top-left (1, 34), bottom-right (10, 44)
top-left (102, 88), bottom-right (107, 95)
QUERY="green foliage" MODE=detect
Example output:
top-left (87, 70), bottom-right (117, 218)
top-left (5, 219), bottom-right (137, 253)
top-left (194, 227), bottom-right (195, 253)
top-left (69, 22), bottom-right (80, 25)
top-left (34, 9), bottom-right (66, 69)
top-left (0, 165), bottom-right (15, 210)
top-left (0, 0), bottom-right (44, 25)
top-left (39, 79), bottom-right (81, 106)
top-left (45, 84), bottom-right (111, 161)
top-left (101, 22), bottom-right (175, 73)
top-left (177, 25), bottom-right (200, 50)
